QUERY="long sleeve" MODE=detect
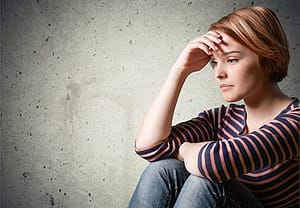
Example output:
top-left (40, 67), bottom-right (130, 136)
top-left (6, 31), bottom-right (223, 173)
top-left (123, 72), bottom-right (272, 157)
top-left (197, 103), bottom-right (299, 183)
top-left (135, 106), bottom-right (228, 161)
top-left (134, 98), bottom-right (299, 208)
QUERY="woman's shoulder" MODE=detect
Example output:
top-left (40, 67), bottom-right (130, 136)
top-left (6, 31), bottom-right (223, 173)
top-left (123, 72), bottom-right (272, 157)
top-left (205, 102), bottom-right (245, 112)
top-left (280, 97), bottom-right (300, 115)
top-left (224, 97), bottom-right (300, 116)
top-left (199, 97), bottom-right (299, 121)
top-left (200, 103), bottom-right (245, 120)
top-left (290, 97), bottom-right (299, 108)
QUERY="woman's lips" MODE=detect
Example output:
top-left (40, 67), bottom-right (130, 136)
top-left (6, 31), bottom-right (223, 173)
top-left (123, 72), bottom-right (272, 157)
top-left (219, 84), bottom-right (233, 92)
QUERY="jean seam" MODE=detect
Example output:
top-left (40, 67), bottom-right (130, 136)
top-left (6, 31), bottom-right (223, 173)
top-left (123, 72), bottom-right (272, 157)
top-left (166, 187), bottom-right (179, 208)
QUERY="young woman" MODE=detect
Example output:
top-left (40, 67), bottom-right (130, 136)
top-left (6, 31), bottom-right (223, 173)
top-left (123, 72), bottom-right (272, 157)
top-left (129, 6), bottom-right (299, 208)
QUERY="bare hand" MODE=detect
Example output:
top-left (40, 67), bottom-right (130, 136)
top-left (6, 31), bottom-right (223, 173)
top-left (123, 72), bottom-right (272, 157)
top-left (172, 31), bottom-right (222, 76)
top-left (177, 141), bottom-right (211, 176)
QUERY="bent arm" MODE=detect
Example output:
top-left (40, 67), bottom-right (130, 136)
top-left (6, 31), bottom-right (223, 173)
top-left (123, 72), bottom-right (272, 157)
top-left (135, 32), bottom-right (222, 150)
top-left (135, 107), bottom-right (221, 161)
top-left (182, 108), bottom-right (299, 182)
top-left (135, 67), bottom-right (188, 149)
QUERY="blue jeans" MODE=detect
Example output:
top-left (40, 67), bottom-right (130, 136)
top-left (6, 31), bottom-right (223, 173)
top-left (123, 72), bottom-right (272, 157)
top-left (128, 159), bottom-right (264, 208)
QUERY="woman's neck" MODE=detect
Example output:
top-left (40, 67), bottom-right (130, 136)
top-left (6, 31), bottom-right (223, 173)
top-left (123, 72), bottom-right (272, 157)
top-left (244, 84), bottom-right (291, 132)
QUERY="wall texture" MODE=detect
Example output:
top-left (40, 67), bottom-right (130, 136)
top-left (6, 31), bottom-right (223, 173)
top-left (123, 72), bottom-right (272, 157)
top-left (1, 0), bottom-right (299, 207)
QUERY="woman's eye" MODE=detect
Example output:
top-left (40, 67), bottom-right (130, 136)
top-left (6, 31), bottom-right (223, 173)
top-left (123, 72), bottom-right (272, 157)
top-left (227, 59), bottom-right (239, 64)
top-left (210, 60), bottom-right (217, 68)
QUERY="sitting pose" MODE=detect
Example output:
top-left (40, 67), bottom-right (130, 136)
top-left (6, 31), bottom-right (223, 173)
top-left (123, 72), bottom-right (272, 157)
top-left (129, 6), bottom-right (299, 208)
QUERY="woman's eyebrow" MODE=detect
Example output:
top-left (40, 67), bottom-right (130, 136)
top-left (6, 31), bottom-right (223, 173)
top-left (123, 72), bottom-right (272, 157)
top-left (222, 51), bottom-right (242, 56)
top-left (211, 51), bottom-right (242, 59)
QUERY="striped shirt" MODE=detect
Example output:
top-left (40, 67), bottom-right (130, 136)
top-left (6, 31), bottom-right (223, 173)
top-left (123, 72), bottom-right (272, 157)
top-left (135, 98), bottom-right (299, 208)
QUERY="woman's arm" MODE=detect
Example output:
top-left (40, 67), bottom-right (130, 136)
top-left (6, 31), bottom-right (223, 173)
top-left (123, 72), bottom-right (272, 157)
top-left (135, 107), bottom-right (221, 161)
top-left (135, 67), bottom-right (188, 149)
top-left (177, 142), bottom-right (210, 175)
top-left (181, 106), bottom-right (299, 181)
top-left (135, 31), bottom-right (222, 149)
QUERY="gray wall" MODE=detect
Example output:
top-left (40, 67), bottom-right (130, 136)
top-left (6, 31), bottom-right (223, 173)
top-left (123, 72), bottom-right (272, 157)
top-left (1, 0), bottom-right (299, 207)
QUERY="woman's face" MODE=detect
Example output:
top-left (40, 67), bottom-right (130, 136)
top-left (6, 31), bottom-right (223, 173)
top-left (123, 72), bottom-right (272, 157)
top-left (210, 31), bottom-right (267, 103)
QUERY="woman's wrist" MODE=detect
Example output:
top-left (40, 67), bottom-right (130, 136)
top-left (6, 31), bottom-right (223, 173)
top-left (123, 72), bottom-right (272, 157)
top-left (178, 142), bottom-right (189, 161)
top-left (178, 142), bottom-right (211, 175)
top-left (170, 64), bottom-right (190, 81)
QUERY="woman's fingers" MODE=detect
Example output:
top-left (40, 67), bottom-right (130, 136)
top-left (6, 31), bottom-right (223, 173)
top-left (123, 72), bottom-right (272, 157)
top-left (207, 30), bottom-right (222, 39)
top-left (172, 31), bottom-right (223, 74)
top-left (206, 30), bottom-right (222, 44)
top-left (189, 31), bottom-right (223, 54)
top-left (187, 41), bottom-right (211, 55)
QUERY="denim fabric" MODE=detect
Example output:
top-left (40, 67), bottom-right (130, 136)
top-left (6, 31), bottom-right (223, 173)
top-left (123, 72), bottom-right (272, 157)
top-left (128, 159), bottom-right (264, 208)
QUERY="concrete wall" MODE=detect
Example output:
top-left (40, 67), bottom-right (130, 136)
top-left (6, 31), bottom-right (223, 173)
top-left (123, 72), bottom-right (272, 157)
top-left (1, 0), bottom-right (299, 207)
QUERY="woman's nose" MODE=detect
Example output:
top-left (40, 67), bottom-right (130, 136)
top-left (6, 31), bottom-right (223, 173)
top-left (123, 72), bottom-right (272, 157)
top-left (214, 64), bottom-right (227, 79)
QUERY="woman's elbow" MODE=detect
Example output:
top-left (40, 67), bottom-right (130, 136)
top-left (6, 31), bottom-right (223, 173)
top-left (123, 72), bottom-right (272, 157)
top-left (135, 136), bottom-right (150, 150)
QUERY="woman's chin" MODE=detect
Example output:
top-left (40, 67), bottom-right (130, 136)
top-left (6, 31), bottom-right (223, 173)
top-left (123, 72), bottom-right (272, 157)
top-left (222, 95), bottom-right (242, 103)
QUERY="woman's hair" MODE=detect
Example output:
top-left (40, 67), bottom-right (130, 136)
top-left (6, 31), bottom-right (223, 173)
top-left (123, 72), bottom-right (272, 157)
top-left (209, 6), bottom-right (289, 82)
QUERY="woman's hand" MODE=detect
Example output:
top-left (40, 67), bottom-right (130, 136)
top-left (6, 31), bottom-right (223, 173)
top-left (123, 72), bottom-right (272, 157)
top-left (177, 142), bottom-right (211, 176)
top-left (172, 31), bottom-right (222, 76)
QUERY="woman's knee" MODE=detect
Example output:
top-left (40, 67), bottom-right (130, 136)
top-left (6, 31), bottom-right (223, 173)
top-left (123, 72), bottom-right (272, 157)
top-left (183, 175), bottom-right (223, 193)
top-left (143, 159), bottom-right (187, 176)
top-left (139, 158), bottom-right (189, 188)
top-left (174, 176), bottom-right (223, 208)
top-left (129, 159), bottom-right (188, 207)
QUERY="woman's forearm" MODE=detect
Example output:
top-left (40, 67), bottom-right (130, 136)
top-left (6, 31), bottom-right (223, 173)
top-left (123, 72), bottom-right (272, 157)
top-left (135, 33), bottom-right (218, 149)
top-left (135, 66), bottom-right (188, 149)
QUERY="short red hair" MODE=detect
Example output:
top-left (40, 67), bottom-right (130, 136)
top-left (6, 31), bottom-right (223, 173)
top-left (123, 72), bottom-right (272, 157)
top-left (209, 6), bottom-right (289, 82)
